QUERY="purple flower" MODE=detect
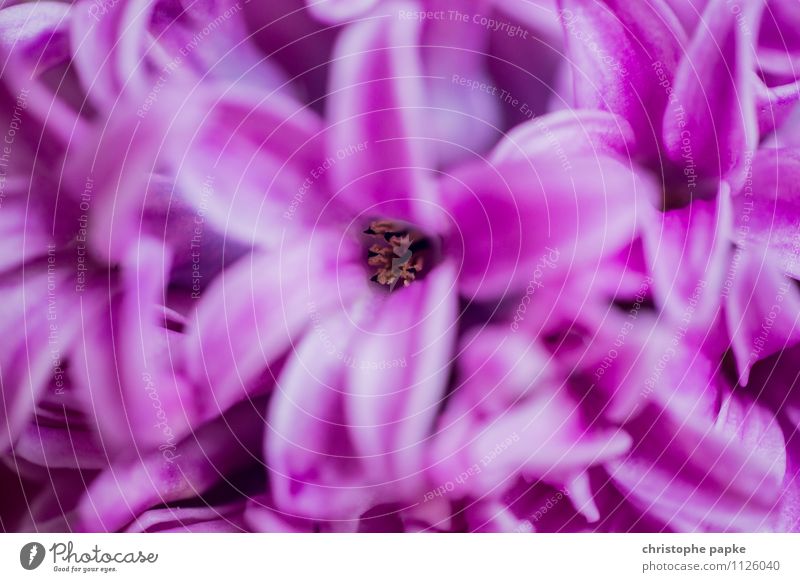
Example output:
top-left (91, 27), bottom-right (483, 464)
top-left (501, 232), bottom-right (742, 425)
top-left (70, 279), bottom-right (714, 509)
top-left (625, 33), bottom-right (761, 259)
top-left (557, 0), bottom-right (800, 383)
top-left (180, 4), bottom-right (653, 525)
top-left (609, 349), bottom-right (789, 532)
top-left (1, 0), bottom-right (799, 534)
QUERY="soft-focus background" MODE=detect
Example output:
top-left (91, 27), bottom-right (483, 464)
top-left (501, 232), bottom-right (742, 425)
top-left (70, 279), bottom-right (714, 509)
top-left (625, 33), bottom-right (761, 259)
top-left (0, 0), bottom-right (799, 532)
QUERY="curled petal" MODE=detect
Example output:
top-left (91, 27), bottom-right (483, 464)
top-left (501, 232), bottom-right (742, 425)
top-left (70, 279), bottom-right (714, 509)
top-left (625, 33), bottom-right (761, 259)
top-left (642, 183), bottom-right (732, 329)
top-left (726, 246), bottom-right (800, 386)
top-left (559, 0), bottom-right (686, 160)
top-left (662, 0), bottom-right (760, 182)
top-left (75, 402), bottom-right (263, 532)
top-left (345, 261), bottom-right (458, 493)
top-left (266, 317), bottom-right (375, 522)
top-left (441, 150), bottom-right (655, 301)
top-left (430, 326), bottom-right (631, 501)
top-left (169, 85), bottom-right (325, 246)
top-left (326, 0), bottom-right (438, 229)
top-left (611, 361), bottom-right (786, 532)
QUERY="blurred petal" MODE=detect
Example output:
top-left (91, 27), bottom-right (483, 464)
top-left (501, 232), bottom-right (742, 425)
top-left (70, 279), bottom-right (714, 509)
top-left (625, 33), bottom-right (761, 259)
top-left (662, 0), bottom-right (760, 181)
top-left (266, 317), bottom-right (375, 522)
top-left (186, 231), bottom-right (364, 406)
top-left (611, 362), bottom-right (785, 532)
top-left (441, 151), bottom-right (654, 301)
top-left (169, 85), bottom-right (325, 246)
top-left (492, 110), bottom-right (636, 164)
top-left (345, 261), bottom-right (458, 492)
top-left (732, 148), bottom-right (800, 278)
top-left (431, 326), bottom-right (631, 500)
top-left (726, 247), bottom-right (800, 386)
top-left (306, 0), bottom-right (379, 23)
top-left (559, 0), bottom-right (686, 160)
top-left (76, 402), bottom-right (263, 532)
top-left (642, 184), bottom-right (732, 328)
top-left (326, 1), bottom-right (438, 229)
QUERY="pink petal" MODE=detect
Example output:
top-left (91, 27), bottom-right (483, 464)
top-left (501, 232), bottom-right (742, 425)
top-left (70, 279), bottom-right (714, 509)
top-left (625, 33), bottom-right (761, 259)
top-left (492, 109), bottom-right (636, 164)
top-left (559, 0), bottom-right (686, 160)
top-left (642, 184), bottom-right (732, 329)
top-left (305, 0), bottom-right (379, 23)
top-left (662, 0), bottom-right (760, 181)
top-left (0, 1), bottom-right (71, 75)
top-left (441, 152), bottom-right (654, 301)
top-left (0, 268), bottom-right (79, 452)
top-left (345, 261), bottom-right (459, 490)
top-left (76, 402), bottom-right (263, 532)
top-left (611, 369), bottom-right (785, 532)
top-left (70, 0), bottom-right (152, 108)
top-left (266, 316), bottom-right (376, 522)
top-left (431, 326), bottom-right (631, 500)
top-left (732, 148), bottom-right (800, 279)
top-left (185, 231), bottom-right (365, 407)
top-left (326, 1), bottom-right (438, 229)
top-left (169, 85), bottom-right (325, 246)
top-left (726, 246), bottom-right (800, 386)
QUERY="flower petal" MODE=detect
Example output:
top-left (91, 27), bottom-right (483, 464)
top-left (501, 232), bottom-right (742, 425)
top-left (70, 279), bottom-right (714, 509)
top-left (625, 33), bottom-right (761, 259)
top-left (642, 183), bottom-right (732, 328)
top-left (610, 360), bottom-right (785, 532)
top-left (492, 109), bottom-right (636, 164)
top-left (559, 0), bottom-right (686, 160)
top-left (326, 1), bottom-right (438, 229)
top-left (75, 402), bottom-right (263, 532)
top-left (169, 85), bottom-right (325, 246)
top-left (430, 326), bottom-right (631, 500)
top-left (266, 316), bottom-right (375, 522)
top-left (0, 268), bottom-right (78, 452)
top-left (441, 151), bottom-right (654, 301)
top-left (185, 230), bottom-right (365, 407)
top-left (732, 148), bottom-right (800, 279)
top-left (0, 1), bottom-right (71, 76)
top-left (662, 0), bottom-right (760, 182)
top-left (305, 0), bottom-right (379, 23)
top-left (345, 261), bottom-right (458, 492)
top-left (726, 246), bottom-right (800, 386)
top-left (70, 0), bottom-right (152, 108)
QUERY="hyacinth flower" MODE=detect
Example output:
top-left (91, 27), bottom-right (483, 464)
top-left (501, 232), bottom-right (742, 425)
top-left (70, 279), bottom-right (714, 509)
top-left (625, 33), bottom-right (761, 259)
top-left (607, 345), bottom-right (794, 532)
top-left (548, 0), bottom-right (800, 530)
top-left (422, 244), bottom-right (797, 532)
top-left (0, 0), bottom-right (222, 456)
top-left (2, 0), bottom-right (798, 536)
top-left (168, 1), bottom-right (657, 527)
top-left (0, 0), bottom-right (282, 530)
top-left (429, 310), bottom-right (795, 531)
top-left (0, 0), bottom-right (468, 531)
top-left (425, 292), bottom-right (661, 532)
top-left (557, 0), bottom-right (800, 384)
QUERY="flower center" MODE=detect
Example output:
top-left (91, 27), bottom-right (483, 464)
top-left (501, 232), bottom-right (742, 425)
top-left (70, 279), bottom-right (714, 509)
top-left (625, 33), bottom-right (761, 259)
top-left (364, 220), bottom-right (430, 290)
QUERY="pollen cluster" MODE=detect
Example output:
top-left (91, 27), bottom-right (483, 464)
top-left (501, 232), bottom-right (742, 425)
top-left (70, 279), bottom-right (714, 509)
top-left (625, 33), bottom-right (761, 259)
top-left (365, 220), bottom-right (424, 289)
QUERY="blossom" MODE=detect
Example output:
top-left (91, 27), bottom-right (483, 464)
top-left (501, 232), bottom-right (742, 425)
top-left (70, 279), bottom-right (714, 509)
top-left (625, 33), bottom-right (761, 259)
top-left (0, 0), bottom-right (799, 534)
top-left (557, 0), bottom-right (800, 384)
top-left (181, 2), bottom-right (651, 526)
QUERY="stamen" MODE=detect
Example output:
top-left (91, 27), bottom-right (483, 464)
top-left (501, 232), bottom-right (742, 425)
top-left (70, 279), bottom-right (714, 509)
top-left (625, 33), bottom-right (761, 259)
top-left (364, 220), bottom-right (425, 290)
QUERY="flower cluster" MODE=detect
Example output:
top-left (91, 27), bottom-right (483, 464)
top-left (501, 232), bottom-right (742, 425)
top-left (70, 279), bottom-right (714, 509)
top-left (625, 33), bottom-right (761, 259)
top-left (0, 0), bottom-right (799, 533)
